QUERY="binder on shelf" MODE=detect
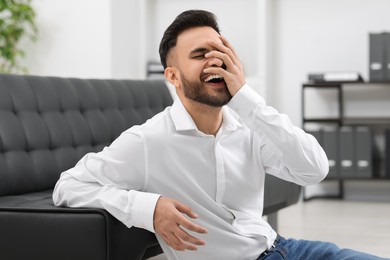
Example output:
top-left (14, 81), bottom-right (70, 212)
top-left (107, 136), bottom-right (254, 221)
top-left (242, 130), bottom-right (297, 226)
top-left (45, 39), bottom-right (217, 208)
top-left (385, 33), bottom-right (390, 81)
top-left (307, 129), bottom-right (322, 145)
top-left (385, 129), bottom-right (390, 178)
top-left (147, 61), bottom-right (165, 79)
top-left (369, 32), bottom-right (387, 82)
top-left (322, 127), bottom-right (338, 178)
top-left (355, 127), bottom-right (373, 178)
top-left (339, 127), bottom-right (355, 178)
top-left (308, 72), bottom-right (363, 83)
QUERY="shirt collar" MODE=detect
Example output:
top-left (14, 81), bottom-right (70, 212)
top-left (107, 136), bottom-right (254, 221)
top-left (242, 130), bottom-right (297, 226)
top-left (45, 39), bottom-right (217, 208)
top-left (170, 98), bottom-right (242, 134)
top-left (221, 106), bottom-right (242, 133)
top-left (170, 98), bottom-right (198, 131)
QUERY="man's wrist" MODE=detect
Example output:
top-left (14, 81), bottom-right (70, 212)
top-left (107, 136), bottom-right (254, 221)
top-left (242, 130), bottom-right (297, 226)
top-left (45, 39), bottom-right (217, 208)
top-left (131, 191), bottom-right (161, 233)
top-left (227, 84), bottom-right (265, 116)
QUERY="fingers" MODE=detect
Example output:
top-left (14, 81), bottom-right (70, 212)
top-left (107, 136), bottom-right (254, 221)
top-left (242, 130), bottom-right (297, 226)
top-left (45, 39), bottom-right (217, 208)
top-left (178, 213), bottom-right (208, 234)
top-left (176, 227), bottom-right (206, 246)
top-left (167, 231), bottom-right (198, 251)
top-left (219, 35), bottom-right (240, 63)
top-left (174, 200), bottom-right (199, 219)
top-left (174, 201), bottom-right (208, 233)
top-left (154, 197), bottom-right (208, 251)
top-left (204, 35), bottom-right (246, 96)
top-left (205, 50), bottom-right (235, 70)
top-left (175, 226), bottom-right (207, 250)
top-left (206, 36), bottom-right (241, 67)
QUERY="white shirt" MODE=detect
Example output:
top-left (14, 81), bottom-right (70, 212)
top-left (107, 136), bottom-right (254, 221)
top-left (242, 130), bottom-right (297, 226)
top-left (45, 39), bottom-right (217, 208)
top-left (53, 84), bottom-right (328, 260)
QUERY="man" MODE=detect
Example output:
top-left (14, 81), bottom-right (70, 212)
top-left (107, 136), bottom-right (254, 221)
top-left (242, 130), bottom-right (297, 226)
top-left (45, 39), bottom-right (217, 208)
top-left (53, 10), bottom-right (386, 260)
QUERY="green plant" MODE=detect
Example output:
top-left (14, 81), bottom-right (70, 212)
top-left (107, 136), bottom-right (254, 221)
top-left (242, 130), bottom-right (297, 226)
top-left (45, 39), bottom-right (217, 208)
top-left (0, 0), bottom-right (38, 73)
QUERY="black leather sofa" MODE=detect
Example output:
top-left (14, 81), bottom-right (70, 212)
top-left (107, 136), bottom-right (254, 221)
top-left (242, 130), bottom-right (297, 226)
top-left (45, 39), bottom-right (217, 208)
top-left (0, 73), bottom-right (300, 260)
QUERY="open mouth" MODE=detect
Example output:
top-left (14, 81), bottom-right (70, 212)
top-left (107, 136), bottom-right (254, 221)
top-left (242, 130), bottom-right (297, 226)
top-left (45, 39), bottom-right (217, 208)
top-left (203, 74), bottom-right (225, 84)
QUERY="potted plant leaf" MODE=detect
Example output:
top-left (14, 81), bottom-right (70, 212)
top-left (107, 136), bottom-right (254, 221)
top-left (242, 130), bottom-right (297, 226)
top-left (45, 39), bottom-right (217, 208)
top-left (0, 0), bottom-right (38, 73)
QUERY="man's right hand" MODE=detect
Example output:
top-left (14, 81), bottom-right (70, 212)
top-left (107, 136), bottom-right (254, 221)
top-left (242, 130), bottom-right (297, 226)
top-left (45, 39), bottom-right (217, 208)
top-left (153, 196), bottom-right (208, 251)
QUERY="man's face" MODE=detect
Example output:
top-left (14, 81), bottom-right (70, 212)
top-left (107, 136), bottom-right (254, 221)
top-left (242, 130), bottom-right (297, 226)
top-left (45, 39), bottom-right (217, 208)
top-left (167, 26), bottom-right (231, 107)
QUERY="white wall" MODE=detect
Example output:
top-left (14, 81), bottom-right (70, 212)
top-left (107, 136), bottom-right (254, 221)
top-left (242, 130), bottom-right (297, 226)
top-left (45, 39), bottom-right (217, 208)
top-left (271, 0), bottom-right (390, 125)
top-left (21, 0), bottom-right (269, 92)
top-left (111, 0), bottom-right (147, 79)
top-left (22, 0), bottom-right (111, 78)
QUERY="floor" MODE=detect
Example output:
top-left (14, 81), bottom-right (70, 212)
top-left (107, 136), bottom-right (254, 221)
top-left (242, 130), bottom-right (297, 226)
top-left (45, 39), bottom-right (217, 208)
top-left (148, 199), bottom-right (390, 259)
top-left (278, 199), bottom-right (390, 258)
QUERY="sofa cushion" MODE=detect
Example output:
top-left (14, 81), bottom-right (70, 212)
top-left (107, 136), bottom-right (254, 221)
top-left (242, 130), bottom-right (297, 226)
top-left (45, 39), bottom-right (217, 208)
top-left (0, 75), bottom-right (173, 196)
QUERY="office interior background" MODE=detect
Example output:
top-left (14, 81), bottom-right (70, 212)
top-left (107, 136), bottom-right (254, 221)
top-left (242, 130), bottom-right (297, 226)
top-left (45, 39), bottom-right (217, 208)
top-left (15, 0), bottom-right (390, 257)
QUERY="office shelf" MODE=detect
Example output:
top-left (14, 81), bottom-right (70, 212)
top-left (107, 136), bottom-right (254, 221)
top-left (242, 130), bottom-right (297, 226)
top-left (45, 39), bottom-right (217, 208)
top-left (302, 81), bottom-right (390, 128)
top-left (343, 117), bottom-right (390, 125)
top-left (302, 81), bottom-right (390, 200)
top-left (305, 117), bottom-right (390, 125)
top-left (303, 118), bottom-right (342, 123)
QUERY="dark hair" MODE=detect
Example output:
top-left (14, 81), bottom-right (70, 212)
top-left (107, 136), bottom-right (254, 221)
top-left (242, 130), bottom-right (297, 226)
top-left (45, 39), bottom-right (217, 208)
top-left (159, 10), bottom-right (220, 69)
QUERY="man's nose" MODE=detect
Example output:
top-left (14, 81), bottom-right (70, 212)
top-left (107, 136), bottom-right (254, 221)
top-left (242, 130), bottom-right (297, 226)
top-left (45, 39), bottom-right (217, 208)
top-left (206, 57), bottom-right (224, 68)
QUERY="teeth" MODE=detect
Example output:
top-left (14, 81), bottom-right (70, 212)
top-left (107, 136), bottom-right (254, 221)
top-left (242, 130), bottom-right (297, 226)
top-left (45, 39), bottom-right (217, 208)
top-left (204, 74), bottom-right (223, 82)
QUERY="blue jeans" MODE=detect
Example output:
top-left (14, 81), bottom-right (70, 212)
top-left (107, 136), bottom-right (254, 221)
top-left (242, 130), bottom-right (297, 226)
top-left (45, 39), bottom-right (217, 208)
top-left (257, 236), bottom-right (389, 260)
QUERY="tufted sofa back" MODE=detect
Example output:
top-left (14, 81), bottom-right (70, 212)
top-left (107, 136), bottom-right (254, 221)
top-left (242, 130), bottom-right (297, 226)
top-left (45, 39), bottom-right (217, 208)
top-left (0, 74), bottom-right (173, 196)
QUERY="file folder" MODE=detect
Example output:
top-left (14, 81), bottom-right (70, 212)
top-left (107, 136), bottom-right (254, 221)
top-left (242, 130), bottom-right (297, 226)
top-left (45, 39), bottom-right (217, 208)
top-left (385, 33), bottom-right (390, 81)
top-left (369, 33), bottom-right (386, 82)
top-left (307, 129), bottom-right (322, 145)
top-left (339, 127), bottom-right (354, 178)
top-left (386, 129), bottom-right (390, 178)
top-left (308, 72), bottom-right (363, 83)
top-left (322, 127), bottom-right (338, 178)
top-left (355, 127), bottom-right (372, 178)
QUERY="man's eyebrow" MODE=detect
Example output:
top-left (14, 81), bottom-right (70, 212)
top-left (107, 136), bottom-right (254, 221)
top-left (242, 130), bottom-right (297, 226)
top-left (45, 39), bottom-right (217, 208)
top-left (189, 47), bottom-right (209, 56)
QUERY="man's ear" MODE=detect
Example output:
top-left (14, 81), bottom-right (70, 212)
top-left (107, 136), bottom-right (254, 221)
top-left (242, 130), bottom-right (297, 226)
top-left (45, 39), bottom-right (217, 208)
top-left (164, 67), bottom-right (180, 88)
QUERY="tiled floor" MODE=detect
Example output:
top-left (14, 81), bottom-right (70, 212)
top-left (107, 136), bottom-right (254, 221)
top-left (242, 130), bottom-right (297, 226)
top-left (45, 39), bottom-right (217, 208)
top-left (148, 199), bottom-right (390, 259)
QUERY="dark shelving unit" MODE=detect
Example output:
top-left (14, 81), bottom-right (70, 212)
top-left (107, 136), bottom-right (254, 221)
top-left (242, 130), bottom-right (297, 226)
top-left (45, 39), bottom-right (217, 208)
top-left (302, 81), bottom-right (390, 200)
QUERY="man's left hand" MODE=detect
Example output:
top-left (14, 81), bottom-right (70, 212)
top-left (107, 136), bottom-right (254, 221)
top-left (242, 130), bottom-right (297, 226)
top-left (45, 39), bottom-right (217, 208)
top-left (204, 35), bottom-right (246, 96)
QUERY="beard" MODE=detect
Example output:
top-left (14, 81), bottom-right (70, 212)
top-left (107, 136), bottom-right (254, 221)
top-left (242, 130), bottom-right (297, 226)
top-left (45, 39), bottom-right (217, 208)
top-left (180, 73), bottom-right (232, 107)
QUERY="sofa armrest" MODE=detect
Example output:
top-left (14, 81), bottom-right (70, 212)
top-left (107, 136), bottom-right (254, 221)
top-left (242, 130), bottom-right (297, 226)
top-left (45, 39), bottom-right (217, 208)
top-left (263, 174), bottom-right (301, 216)
top-left (0, 190), bottom-right (161, 260)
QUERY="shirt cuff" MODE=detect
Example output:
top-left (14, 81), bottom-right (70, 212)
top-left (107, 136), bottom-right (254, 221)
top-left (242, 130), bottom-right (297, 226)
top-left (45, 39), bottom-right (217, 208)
top-left (228, 84), bottom-right (266, 117)
top-left (131, 191), bottom-right (161, 233)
